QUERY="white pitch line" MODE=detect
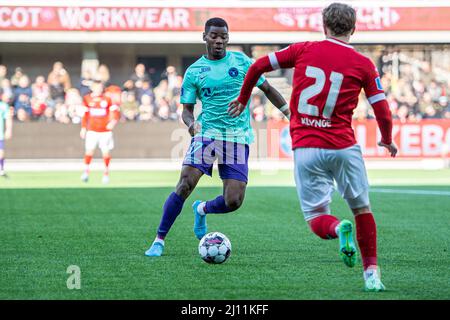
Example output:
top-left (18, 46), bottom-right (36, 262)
top-left (370, 188), bottom-right (450, 196)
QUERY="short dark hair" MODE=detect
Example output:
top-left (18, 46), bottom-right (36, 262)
top-left (322, 3), bottom-right (356, 37)
top-left (204, 17), bottom-right (228, 33)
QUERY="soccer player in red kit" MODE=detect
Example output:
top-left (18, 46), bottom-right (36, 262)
top-left (229, 3), bottom-right (397, 291)
top-left (80, 80), bottom-right (120, 184)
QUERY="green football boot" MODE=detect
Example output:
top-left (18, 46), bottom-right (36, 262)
top-left (337, 219), bottom-right (357, 268)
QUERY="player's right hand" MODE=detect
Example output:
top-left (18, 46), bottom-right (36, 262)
top-left (80, 128), bottom-right (86, 139)
top-left (228, 100), bottom-right (245, 118)
top-left (188, 121), bottom-right (201, 137)
top-left (378, 141), bottom-right (398, 157)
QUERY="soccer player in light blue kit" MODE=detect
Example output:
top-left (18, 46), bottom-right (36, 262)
top-left (145, 18), bottom-right (290, 257)
top-left (0, 93), bottom-right (13, 178)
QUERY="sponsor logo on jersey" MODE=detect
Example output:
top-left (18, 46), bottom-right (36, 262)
top-left (375, 77), bottom-right (383, 90)
top-left (201, 87), bottom-right (212, 97)
top-left (89, 108), bottom-right (107, 117)
top-left (228, 67), bottom-right (239, 78)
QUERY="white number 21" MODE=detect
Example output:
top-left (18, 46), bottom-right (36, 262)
top-left (298, 66), bottom-right (343, 119)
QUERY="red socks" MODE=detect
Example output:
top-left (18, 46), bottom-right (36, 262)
top-left (84, 155), bottom-right (92, 165)
top-left (355, 212), bottom-right (378, 270)
top-left (309, 215), bottom-right (340, 239)
top-left (103, 156), bottom-right (111, 174)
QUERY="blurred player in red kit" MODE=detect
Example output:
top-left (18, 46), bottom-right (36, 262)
top-left (229, 2), bottom-right (398, 291)
top-left (80, 80), bottom-right (120, 184)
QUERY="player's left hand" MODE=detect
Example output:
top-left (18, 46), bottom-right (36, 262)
top-left (378, 141), bottom-right (398, 157)
top-left (106, 121), bottom-right (116, 131)
top-left (228, 100), bottom-right (245, 118)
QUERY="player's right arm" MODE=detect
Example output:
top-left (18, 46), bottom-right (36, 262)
top-left (229, 44), bottom-right (300, 117)
top-left (80, 96), bottom-right (89, 139)
top-left (180, 68), bottom-right (200, 137)
top-left (362, 60), bottom-right (397, 157)
top-left (182, 103), bottom-right (201, 137)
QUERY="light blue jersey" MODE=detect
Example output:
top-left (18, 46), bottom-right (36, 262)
top-left (180, 51), bottom-right (265, 144)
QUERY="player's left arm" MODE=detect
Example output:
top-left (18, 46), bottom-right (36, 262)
top-left (257, 80), bottom-right (290, 120)
top-left (4, 106), bottom-right (13, 140)
top-left (362, 61), bottom-right (397, 157)
top-left (106, 98), bottom-right (120, 131)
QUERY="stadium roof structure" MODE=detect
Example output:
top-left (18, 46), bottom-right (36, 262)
top-left (0, 0), bottom-right (450, 44)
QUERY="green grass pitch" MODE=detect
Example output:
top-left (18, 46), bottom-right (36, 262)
top-left (0, 169), bottom-right (449, 299)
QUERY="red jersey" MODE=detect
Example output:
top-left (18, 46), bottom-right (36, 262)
top-left (82, 94), bottom-right (120, 132)
top-left (237, 38), bottom-right (392, 150)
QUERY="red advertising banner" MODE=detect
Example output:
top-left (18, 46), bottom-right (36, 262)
top-left (0, 6), bottom-right (450, 32)
top-left (267, 119), bottom-right (450, 159)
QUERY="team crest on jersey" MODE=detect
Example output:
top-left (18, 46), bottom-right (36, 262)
top-left (228, 67), bottom-right (239, 77)
top-left (100, 100), bottom-right (108, 108)
top-left (375, 77), bottom-right (383, 90)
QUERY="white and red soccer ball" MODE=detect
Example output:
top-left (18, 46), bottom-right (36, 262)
top-left (198, 232), bottom-right (231, 264)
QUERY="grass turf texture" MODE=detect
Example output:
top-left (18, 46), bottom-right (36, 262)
top-left (0, 169), bottom-right (449, 299)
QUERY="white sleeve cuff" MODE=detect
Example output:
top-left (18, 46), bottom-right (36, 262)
top-left (367, 93), bottom-right (386, 105)
top-left (268, 52), bottom-right (280, 70)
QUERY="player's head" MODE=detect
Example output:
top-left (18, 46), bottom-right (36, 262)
top-left (90, 79), bottom-right (104, 96)
top-left (322, 3), bottom-right (356, 38)
top-left (203, 17), bottom-right (229, 59)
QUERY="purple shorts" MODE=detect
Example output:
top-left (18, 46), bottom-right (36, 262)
top-left (183, 137), bottom-right (249, 183)
top-left (0, 140), bottom-right (4, 151)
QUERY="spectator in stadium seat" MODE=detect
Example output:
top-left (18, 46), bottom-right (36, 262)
top-left (250, 94), bottom-right (266, 122)
top-left (47, 61), bottom-right (72, 92)
top-left (128, 63), bottom-right (150, 93)
top-left (422, 104), bottom-right (441, 119)
top-left (0, 65), bottom-right (7, 84)
top-left (162, 65), bottom-right (178, 93)
top-left (97, 64), bottom-right (111, 87)
top-left (31, 75), bottom-right (50, 120)
top-left (154, 79), bottom-right (172, 105)
top-left (437, 96), bottom-right (449, 114)
top-left (13, 75), bottom-right (32, 121)
top-left (54, 101), bottom-right (71, 124)
top-left (122, 79), bottom-right (135, 95)
top-left (120, 91), bottom-right (139, 121)
top-left (1, 79), bottom-right (13, 104)
top-left (79, 69), bottom-right (94, 97)
top-left (443, 105), bottom-right (450, 119)
top-left (395, 104), bottom-right (411, 123)
top-left (42, 105), bottom-right (55, 122)
top-left (138, 94), bottom-right (155, 122)
top-left (10, 67), bottom-right (24, 88)
top-left (417, 92), bottom-right (433, 115)
top-left (157, 97), bottom-right (170, 121)
top-left (136, 80), bottom-right (154, 103)
top-left (49, 76), bottom-right (66, 105)
top-left (428, 80), bottom-right (443, 103)
top-left (65, 88), bottom-right (84, 124)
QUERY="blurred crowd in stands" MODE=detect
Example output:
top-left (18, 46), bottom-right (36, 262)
top-left (0, 49), bottom-right (449, 124)
top-left (0, 62), bottom-right (184, 124)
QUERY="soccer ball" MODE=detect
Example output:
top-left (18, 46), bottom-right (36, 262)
top-left (198, 232), bottom-right (232, 264)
